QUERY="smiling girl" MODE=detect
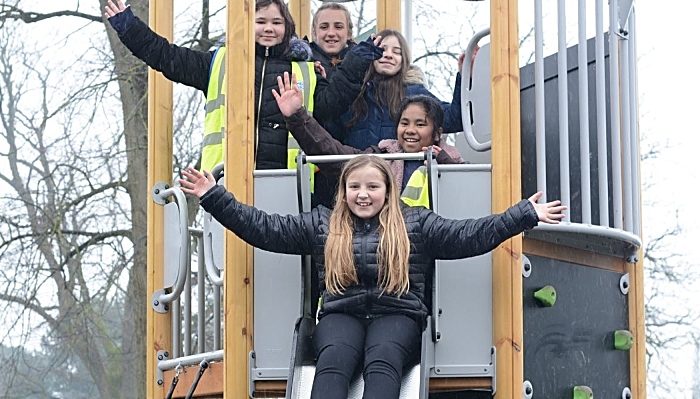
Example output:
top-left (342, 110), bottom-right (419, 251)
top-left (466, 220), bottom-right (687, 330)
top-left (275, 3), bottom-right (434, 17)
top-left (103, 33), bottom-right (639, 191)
top-left (178, 155), bottom-right (565, 399)
top-left (273, 72), bottom-right (462, 204)
top-left (339, 29), bottom-right (467, 151)
top-left (104, 0), bottom-right (380, 171)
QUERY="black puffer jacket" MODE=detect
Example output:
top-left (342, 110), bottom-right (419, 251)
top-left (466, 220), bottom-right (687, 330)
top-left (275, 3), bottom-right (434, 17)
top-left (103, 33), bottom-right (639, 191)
top-left (109, 9), bottom-right (378, 169)
top-left (200, 185), bottom-right (539, 322)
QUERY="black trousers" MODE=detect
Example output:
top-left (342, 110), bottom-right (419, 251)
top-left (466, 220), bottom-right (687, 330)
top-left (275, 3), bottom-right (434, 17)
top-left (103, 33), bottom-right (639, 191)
top-left (311, 313), bottom-right (422, 399)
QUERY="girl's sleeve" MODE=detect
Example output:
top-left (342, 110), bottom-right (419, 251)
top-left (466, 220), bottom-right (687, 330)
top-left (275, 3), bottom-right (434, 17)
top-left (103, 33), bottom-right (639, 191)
top-left (420, 200), bottom-right (538, 260)
top-left (312, 40), bottom-right (383, 123)
top-left (415, 73), bottom-right (464, 134)
top-left (199, 186), bottom-right (316, 255)
top-left (114, 10), bottom-right (213, 93)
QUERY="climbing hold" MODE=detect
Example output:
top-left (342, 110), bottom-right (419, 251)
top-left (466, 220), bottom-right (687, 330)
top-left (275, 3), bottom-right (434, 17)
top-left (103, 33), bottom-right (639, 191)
top-left (614, 330), bottom-right (634, 350)
top-left (573, 385), bottom-right (593, 399)
top-left (534, 285), bottom-right (557, 307)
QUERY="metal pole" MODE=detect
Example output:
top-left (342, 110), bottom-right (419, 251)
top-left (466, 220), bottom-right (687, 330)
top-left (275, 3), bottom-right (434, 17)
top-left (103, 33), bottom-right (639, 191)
top-left (534, 0), bottom-right (547, 202)
top-left (578, 0), bottom-right (592, 224)
top-left (557, 0), bottom-right (570, 222)
top-left (609, 0), bottom-right (624, 229)
top-left (595, 0), bottom-right (609, 227)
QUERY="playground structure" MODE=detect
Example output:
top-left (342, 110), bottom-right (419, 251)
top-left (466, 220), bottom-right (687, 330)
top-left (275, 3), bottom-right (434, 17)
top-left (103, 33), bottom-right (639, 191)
top-left (145, 0), bottom-right (645, 398)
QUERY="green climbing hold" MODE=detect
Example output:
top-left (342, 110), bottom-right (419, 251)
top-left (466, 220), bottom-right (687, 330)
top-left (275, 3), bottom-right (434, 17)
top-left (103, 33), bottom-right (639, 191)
top-left (614, 330), bottom-right (634, 350)
top-left (534, 285), bottom-right (557, 307)
top-left (573, 385), bottom-right (593, 399)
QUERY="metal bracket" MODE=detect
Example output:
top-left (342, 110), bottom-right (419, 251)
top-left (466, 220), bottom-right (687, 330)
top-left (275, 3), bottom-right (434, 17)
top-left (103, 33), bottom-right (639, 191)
top-left (619, 273), bottom-right (630, 295)
top-left (156, 350), bottom-right (170, 386)
top-left (523, 380), bottom-right (533, 399)
top-left (622, 387), bottom-right (632, 399)
top-left (522, 255), bottom-right (532, 278)
top-left (491, 347), bottom-right (497, 396)
top-left (248, 351), bottom-right (256, 399)
top-left (152, 182), bottom-right (171, 205)
top-left (151, 289), bottom-right (170, 313)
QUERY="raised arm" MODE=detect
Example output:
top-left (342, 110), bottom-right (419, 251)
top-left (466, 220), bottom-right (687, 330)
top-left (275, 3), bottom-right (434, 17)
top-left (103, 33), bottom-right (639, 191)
top-left (312, 36), bottom-right (384, 123)
top-left (422, 192), bottom-right (566, 260)
top-left (274, 72), bottom-right (365, 160)
top-left (179, 167), bottom-right (316, 255)
top-left (104, 0), bottom-right (213, 93)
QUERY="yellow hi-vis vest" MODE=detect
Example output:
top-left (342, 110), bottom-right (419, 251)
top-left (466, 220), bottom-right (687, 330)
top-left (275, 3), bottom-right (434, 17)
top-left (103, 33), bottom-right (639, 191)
top-left (201, 47), bottom-right (318, 189)
top-left (400, 166), bottom-right (431, 208)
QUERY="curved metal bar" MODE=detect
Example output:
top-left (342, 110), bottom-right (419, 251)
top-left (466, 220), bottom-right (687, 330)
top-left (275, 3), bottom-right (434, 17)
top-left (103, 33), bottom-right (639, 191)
top-left (202, 217), bottom-right (224, 287)
top-left (155, 186), bottom-right (191, 303)
top-left (460, 27), bottom-right (492, 152)
top-left (526, 222), bottom-right (642, 261)
top-left (304, 152), bottom-right (424, 165)
top-left (157, 350), bottom-right (224, 371)
top-left (201, 161), bottom-right (225, 288)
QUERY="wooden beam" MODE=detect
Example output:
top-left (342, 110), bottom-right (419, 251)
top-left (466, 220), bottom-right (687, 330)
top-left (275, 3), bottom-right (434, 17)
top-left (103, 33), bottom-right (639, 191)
top-left (377, 0), bottom-right (402, 32)
top-left (627, 251), bottom-right (646, 399)
top-left (224, 0), bottom-right (255, 398)
top-left (147, 2), bottom-right (173, 398)
top-left (490, 0), bottom-right (521, 398)
top-left (522, 238), bottom-right (626, 273)
top-left (288, 0), bottom-right (312, 40)
top-left (162, 363), bottom-right (224, 398)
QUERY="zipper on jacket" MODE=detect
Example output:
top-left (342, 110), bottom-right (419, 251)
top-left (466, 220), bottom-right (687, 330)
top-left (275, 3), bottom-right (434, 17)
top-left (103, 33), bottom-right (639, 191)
top-left (254, 47), bottom-right (269, 168)
top-left (361, 222), bottom-right (372, 317)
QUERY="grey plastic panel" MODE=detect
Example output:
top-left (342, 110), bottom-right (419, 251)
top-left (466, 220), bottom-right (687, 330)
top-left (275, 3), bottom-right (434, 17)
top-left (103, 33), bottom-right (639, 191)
top-left (431, 165), bottom-right (494, 377)
top-left (253, 170), bottom-right (303, 380)
top-left (163, 202), bottom-right (182, 288)
top-left (455, 42), bottom-right (492, 165)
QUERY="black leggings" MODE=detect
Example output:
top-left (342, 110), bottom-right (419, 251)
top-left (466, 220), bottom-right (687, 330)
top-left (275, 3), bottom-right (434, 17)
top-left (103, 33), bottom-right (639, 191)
top-left (311, 313), bottom-right (422, 399)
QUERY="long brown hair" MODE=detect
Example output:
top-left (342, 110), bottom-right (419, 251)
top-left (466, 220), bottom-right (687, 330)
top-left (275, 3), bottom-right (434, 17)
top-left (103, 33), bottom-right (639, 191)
top-left (324, 155), bottom-right (410, 296)
top-left (347, 29), bottom-right (412, 127)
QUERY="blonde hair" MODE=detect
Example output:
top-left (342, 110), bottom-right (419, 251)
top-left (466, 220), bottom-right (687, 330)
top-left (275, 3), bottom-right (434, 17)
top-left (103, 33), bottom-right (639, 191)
top-left (324, 155), bottom-right (410, 296)
top-left (312, 2), bottom-right (354, 42)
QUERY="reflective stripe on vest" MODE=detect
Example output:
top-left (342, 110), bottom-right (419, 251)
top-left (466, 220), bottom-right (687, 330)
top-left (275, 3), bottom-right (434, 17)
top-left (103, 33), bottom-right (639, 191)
top-left (400, 166), bottom-right (431, 208)
top-left (201, 47), bottom-right (227, 172)
top-left (288, 62), bottom-right (318, 193)
top-left (201, 50), bottom-right (318, 192)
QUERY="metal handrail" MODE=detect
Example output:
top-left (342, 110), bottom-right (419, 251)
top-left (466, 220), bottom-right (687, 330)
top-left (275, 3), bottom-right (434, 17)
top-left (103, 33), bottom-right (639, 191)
top-left (460, 27), bottom-right (492, 152)
top-left (152, 184), bottom-right (190, 304)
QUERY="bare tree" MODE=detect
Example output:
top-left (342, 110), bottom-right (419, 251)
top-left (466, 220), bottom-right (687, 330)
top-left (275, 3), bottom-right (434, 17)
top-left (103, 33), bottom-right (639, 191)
top-left (0, 0), bottom-right (206, 397)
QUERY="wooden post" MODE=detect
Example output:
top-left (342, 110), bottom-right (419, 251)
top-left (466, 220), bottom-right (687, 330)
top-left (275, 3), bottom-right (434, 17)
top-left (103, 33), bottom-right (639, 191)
top-left (377, 0), bottom-right (402, 32)
top-left (490, 0), bottom-right (522, 398)
top-left (146, 1), bottom-right (173, 398)
top-left (224, 0), bottom-right (255, 397)
top-left (628, 33), bottom-right (647, 395)
top-left (288, 0), bottom-right (312, 40)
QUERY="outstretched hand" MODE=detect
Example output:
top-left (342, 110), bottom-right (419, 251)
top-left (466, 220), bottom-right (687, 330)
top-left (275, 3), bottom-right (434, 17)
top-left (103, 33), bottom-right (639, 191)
top-left (179, 167), bottom-right (216, 199)
top-left (528, 191), bottom-right (567, 224)
top-left (272, 72), bottom-right (303, 117)
top-left (104, 0), bottom-right (128, 18)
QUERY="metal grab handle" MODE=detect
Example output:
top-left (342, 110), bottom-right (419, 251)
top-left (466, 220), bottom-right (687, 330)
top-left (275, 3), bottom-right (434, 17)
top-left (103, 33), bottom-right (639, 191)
top-left (202, 219), bottom-right (224, 286)
top-left (202, 162), bottom-right (226, 286)
top-left (460, 27), bottom-right (492, 152)
top-left (303, 152), bottom-right (426, 165)
top-left (152, 183), bottom-right (190, 304)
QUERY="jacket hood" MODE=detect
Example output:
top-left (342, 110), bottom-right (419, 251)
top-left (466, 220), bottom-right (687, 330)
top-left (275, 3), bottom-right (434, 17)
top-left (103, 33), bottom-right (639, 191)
top-left (406, 65), bottom-right (426, 87)
top-left (288, 37), bottom-right (313, 61)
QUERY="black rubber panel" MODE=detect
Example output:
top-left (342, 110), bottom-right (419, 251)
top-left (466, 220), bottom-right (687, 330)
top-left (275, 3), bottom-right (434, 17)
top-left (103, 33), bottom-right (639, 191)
top-left (523, 255), bottom-right (630, 398)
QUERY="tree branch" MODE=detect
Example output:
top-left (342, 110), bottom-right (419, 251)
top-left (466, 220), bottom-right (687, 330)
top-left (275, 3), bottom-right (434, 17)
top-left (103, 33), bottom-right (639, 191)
top-left (0, 4), bottom-right (102, 23)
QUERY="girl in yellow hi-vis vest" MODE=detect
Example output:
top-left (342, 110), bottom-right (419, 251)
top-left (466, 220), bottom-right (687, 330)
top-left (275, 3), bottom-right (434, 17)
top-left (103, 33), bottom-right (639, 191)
top-left (273, 72), bottom-right (465, 209)
top-left (104, 0), bottom-right (384, 173)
